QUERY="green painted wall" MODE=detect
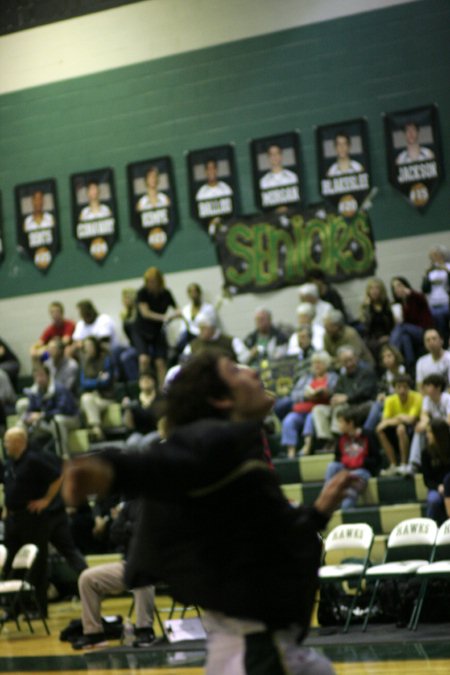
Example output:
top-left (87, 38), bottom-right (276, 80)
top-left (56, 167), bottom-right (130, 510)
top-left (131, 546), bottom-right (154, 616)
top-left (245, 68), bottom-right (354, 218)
top-left (0, 0), bottom-right (448, 299)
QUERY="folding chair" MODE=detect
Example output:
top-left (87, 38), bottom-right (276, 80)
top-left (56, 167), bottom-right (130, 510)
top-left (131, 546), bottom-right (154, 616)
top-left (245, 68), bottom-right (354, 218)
top-left (362, 517), bottom-right (437, 632)
top-left (0, 544), bottom-right (50, 635)
top-left (409, 518), bottom-right (450, 630)
top-left (318, 523), bottom-right (374, 632)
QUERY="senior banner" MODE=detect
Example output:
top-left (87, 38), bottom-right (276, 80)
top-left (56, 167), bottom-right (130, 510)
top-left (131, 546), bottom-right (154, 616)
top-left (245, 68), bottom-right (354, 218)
top-left (215, 207), bottom-right (376, 295)
top-left (15, 179), bottom-right (60, 272)
top-left (384, 104), bottom-right (444, 211)
top-left (71, 168), bottom-right (118, 263)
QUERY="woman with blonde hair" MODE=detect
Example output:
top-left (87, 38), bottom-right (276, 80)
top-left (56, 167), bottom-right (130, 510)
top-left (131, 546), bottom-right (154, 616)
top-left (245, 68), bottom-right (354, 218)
top-left (359, 277), bottom-right (394, 361)
top-left (134, 267), bottom-right (180, 388)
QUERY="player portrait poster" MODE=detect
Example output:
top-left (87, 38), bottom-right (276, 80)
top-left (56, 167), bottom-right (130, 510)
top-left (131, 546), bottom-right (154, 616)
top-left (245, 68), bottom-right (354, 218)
top-left (71, 168), bottom-right (118, 263)
top-left (251, 132), bottom-right (302, 211)
top-left (317, 119), bottom-right (371, 219)
top-left (14, 179), bottom-right (60, 272)
top-left (127, 157), bottom-right (177, 253)
top-left (384, 104), bottom-right (443, 211)
top-left (187, 144), bottom-right (237, 230)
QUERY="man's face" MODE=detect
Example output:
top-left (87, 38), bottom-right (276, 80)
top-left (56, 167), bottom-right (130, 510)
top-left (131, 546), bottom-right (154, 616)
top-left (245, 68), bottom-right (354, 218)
top-left (405, 124), bottom-right (419, 145)
top-left (335, 135), bottom-right (350, 160)
top-left (4, 430), bottom-right (27, 460)
top-left (423, 384), bottom-right (440, 401)
top-left (146, 169), bottom-right (159, 190)
top-left (340, 351), bottom-right (358, 373)
top-left (424, 330), bottom-right (442, 354)
top-left (32, 191), bottom-right (44, 213)
top-left (205, 161), bottom-right (218, 184)
top-left (187, 284), bottom-right (201, 304)
top-left (87, 183), bottom-right (99, 202)
top-left (268, 145), bottom-right (283, 170)
top-left (325, 320), bottom-right (340, 338)
top-left (255, 311), bottom-right (271, 334)
top-left (49, 304), bottom-right (63, 323)
top-left (395, 382), bottom-right (410, 401)
top-left (215, 357), bottom-right (274, 421)
top-left (298, 329), bottom-right (312, 350)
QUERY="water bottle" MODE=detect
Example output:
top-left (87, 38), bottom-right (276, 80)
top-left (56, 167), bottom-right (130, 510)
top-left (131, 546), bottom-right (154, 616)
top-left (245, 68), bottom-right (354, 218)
top-left (123, 618), bottom-right (135, 646)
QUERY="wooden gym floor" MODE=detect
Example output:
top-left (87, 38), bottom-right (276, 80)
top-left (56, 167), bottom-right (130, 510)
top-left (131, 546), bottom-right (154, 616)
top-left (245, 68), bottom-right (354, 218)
top-left (1, 595), bottom-right (450, 674)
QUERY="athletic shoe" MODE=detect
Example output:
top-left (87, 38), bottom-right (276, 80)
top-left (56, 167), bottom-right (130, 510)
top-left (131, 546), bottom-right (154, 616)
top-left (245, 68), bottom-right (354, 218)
top-left (133, 626), bottom-right (156, 648)
top-left (72, 632), bottom-right (109, 650)
top-left (380, 464), bottom-right (398, 477)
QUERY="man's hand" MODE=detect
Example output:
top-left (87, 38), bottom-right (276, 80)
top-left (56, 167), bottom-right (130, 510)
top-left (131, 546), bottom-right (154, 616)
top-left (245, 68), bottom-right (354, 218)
top-left (27, 497), bottom-right (49, 514)
top-left (314, 470), bottom-right (364, 518)
top-left (62, 456), bottom-right (115, 506)
top-left (331, 394), bottom-right (348, 407)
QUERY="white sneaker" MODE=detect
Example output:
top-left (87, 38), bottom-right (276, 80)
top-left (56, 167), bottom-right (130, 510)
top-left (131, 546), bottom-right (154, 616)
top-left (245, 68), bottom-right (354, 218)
top-left (380, 464), bottom-right (397, 477)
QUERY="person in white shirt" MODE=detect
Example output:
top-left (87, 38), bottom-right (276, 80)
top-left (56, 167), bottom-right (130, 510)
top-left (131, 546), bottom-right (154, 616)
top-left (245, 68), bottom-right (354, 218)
top-left (259, 144), bottom-right (298, 189)
top-left (79, 181), bottom-right (112, 220)
top-left (408, 373), bottom-right (450, 471)
top-left (396, 121), bottom-right (435, 165)
top-left (422, 245), bottom-right (450, 345)
top-left (287, 303), bottom-right (325, 353)
top-left (23, 190), bottom-right (54, 232)
top-left (298, 284), bottom-right (333, 328)
top-left (137, 167), bottom-right (170, 211)
top-left (195, 159), bottom-right (232, 200)
top-left (70, 300), bottom-right (119, 355)
top-left (326, 132), bottom-right (364, 177)
top-left (416, 329), bottom-right (450, 389)
top-left (182, 312), bottom-right (249, 364)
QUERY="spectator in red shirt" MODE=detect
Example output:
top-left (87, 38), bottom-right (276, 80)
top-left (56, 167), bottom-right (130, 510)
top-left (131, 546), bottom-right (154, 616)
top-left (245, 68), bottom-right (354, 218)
top-left (390, 276), bottom-right (434, 372)
top-left (30, 301), bottom-right (75, 362)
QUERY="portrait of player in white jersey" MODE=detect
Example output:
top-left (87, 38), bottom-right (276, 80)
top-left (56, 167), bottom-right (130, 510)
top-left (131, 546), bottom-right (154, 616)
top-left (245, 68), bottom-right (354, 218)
top-left (326, 131), bottom-right (365, 176)
top-left (395, 121), bottom-right (435, 165)
top-left (251, 132), bottom-right (302, 211)
top-left (79, 181), bottom-right (112, 220)
top-left (137, 166), bottom-right (171, 211)
top-left (15, 178), bottom-right (60, 272)
top-left (188, 145), bottom-right (237, 226)
top-left (259, 144), bottom-right (299, 189)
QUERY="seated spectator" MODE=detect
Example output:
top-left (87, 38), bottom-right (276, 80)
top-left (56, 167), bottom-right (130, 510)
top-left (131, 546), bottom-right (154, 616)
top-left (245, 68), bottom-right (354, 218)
top-left (0, 369), bottom-right (16, 429)
top-left (122, 372), bottom-right (164, 451)
top-left (390, 276), bottom-right (434, 372)
top-left (376, 373), bottom-right (422, 476)
top-left (359, 278), bottom-right (394, 363)
top-left (312, 346), bottom-right (377, 450)
top-left (30, 301), bottom-right (75, 362)
top-left (421, 245), bottom-right (450, 345)
top-left (70, 300), bottom-right (119, 358)
top-left (17, 364), bottom-right (79, 457)
top-left (135, 267), bottom-right (180, 387)
top-left (79, 336), bottom-right (115, 441)
top-left (0, 337), bottom-right (20, 390)
top-left (287, 303), bottom-right (324, 352)
top-left (323, 407), bottom-right (381, 510)
top-left (364, 344), bottom-right (406, 432)
top-left (243, 307), bottom-right (288, 367)
top-left (408, 374), bottom-right (450, 472)
top-left (112, 288), bottom-right (139, 383)
top-left (323, 309), bottom-right (375, 366)
top-left (45, 337), bottom-right (79, 393)
top-left (72, 500), bottom-right (155, 650)
top-left (298, 283), bottom-right (333, 327)
top-left (183, 312), bottom-right (249, 363)
top-left (180, 283), bottom-right (217, 351)
top-left (307, 269), bottom-right (350, 323)
top-left (416, 328), bottom-right (450, 390)
top-left (280, 351), bottom-right (338, 458)
top-left (422, 419), bottom-right (450, 525)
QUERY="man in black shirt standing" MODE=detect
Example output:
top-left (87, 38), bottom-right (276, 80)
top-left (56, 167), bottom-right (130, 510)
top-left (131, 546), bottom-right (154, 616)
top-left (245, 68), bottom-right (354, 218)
top-left (2, 427), bottom-right (62, 617)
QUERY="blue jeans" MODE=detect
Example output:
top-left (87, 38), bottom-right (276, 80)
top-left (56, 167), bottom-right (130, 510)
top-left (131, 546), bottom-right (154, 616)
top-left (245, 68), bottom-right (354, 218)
top-left (325, 462), bottom-right (371, 510)
top-left (273, 396), bottom-right (294, 421)
top-left (390, 323), bottom-right (424, 368)
top-left (426, 489), bottom-right (447, 525)
top-left (364, 400), bottom-right (383, 432)
top-left (281, 411), bottom-right (308, 447)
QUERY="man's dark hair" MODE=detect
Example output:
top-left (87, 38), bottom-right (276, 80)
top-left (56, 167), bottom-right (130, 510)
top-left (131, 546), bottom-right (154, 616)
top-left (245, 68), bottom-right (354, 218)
top-left (77, 300), bottom-right (98, 322)
top-left (393, 373), bottom-right (413, 388)
top-left (165, 352), bottom-right (232, 431)
top-left (334, 130), bottom-right (350, 143)
top-left (422, 373), bottom-right (446, 392)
